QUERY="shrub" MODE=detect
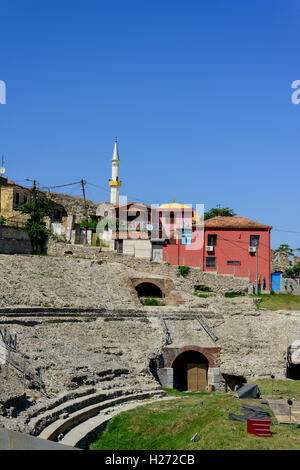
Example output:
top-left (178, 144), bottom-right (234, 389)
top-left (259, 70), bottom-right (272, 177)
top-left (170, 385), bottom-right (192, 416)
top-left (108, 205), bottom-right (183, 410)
top-left (178, 265), bottom-right (190, 277)
top-left (194, 285), bottom-right (212, 292)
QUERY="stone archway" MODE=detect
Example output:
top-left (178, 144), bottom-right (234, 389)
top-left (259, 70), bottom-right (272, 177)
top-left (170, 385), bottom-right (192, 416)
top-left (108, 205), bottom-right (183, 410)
top-left (155, 346), bottom-right (221, 391)
top-left (130, 277), bottom-right (184, 306)
top-left (131, 277), bottom-right (171, 297)
top-left (135, 282), bottom-right (163, 298)
top-left (172, 350), bottom-right (209, 391)
top-left (162, 346), bottom-right (219, 369)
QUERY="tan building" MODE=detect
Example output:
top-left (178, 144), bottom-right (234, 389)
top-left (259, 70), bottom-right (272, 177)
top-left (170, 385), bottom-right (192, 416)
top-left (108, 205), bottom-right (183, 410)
top-left (0, 177), bottom-right (65, 228)
top-left (0, 178), bottom-right (31, 226)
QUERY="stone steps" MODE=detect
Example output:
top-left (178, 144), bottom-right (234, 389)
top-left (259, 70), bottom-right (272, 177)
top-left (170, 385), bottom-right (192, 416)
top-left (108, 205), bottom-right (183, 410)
top-left (38, 388), bottom-right (165, 444)
top-left (25, 376), bottom-right (161, 437)
top-left (61, 394), bottom-right (174, 449)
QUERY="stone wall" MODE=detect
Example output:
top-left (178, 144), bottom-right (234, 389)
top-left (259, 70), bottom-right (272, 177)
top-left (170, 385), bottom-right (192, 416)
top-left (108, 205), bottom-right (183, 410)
top-left (0, 227), bottom-right (31, 254)
top-left (294, 256), bottom-right (300, 266)
top-left (49, 193), bottom-right (98, 223)
top-left (271, 249), bottom-right (300, 272)
top-left (46, 239), bottom-right (251, 295)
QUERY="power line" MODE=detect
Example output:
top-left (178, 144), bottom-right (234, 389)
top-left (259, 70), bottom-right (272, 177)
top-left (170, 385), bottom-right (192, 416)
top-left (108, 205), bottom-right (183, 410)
top-left (273, 229), bottom-right (300, 235)
top-left (10, 178), bottom-right (300, 236)
top-left (86, 182), bottom-right (151, 205)
top-left (40, 181), bottom-right (82, 190)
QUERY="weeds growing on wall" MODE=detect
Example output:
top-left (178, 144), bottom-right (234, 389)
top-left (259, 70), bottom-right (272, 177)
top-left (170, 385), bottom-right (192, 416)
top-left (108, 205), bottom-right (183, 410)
top-left (178, 266), bottom-right (190, 277)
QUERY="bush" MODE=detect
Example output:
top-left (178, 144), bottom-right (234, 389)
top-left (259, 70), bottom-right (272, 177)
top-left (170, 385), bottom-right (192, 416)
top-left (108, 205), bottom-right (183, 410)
top-left (194, 285), bottom-right (212, 292)
top-left (270, 290), bottom-right (275, 295)
top-left (0, 216), bottom-right (6, 226)
top-left (178, 266), bottom-right (190, 277)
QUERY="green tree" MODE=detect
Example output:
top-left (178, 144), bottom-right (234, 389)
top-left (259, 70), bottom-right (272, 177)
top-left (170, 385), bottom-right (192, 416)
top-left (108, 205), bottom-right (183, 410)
top-left (18, 187), bottom-right (52, 254)
top-left (80, 219), bottom-right (98, 230)
top-left (0, 216), bottom-right (6, 226)
top-left (275, 244), bottom-right (294, 256)
top-left (204, 207), bottom-right (236, 220)
top-left (285, 264), bottom-right (300, 278)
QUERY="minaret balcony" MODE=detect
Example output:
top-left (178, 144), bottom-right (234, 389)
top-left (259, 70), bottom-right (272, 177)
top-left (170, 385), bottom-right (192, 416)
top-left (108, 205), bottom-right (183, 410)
top-left (109, 180), bottom-right (122, 187)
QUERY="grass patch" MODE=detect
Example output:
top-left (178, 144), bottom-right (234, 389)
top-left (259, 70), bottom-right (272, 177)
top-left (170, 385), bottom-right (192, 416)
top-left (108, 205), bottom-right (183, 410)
top-left (90, 381), bottom-right (300, 450)
top-left (224, 292), bottom-right (246, 298)
top-left (254, 379), bottom-right (300, 400)
top-left (142, 297), bottom-right (166, 306)
top-left (251, 293), bottom-right (300, 311)
top-left (194, 293), bottom-right (214, 299)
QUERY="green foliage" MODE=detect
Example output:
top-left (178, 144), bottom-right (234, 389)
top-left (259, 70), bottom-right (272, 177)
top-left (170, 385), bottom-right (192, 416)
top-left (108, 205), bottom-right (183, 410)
top-left (0, 216), bottom-right (6, 226)
top-left (142, 297), bottom-right (165, 306)
top-left (89, 380), bottom-right (300, 450)
top-left (195, 285), bottom-right (213, 292)
top-left (251, 293), bottom-right (300, 310)
top-left (194, 293), bottom-right (211, 298)
top-left (18, 191), bottom-right (52, 254)
top-left (285, 264), bottom-right (300, 278)
top-left (178, 265), bottom-right (190, 277)
top-left (224, 292), bottom-right (246, 298)
top-left (80, 219), bottom-right (98, 230)
top-left (204, 207), bottom-right (236, 220)
top-left (275, 244), bottom-right (294, 256)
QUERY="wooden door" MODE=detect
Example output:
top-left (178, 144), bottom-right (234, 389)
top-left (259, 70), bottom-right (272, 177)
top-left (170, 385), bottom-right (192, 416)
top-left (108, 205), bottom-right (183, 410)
top-left (187, 363), bottom-right (207, 391)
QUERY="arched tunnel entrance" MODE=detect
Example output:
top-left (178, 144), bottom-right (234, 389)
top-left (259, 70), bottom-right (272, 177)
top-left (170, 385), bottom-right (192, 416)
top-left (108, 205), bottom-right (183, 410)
top-left (135, 282), bottom-right (163, 298)
top-left (172, 350), bottom-right (209, 391)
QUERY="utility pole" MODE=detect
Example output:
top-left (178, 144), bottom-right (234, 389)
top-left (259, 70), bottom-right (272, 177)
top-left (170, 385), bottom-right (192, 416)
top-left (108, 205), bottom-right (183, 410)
top-left (25, 178), bottom-right (37, 204)
top-left (32, 180), bottom-right (37, 206)
top-left (80, 179), bottom-right (88, 245)
top-left (256, 245), bottom-right (259, 294)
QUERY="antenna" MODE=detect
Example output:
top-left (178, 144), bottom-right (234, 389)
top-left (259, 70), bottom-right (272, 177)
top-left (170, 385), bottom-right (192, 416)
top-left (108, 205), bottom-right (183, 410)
top-left (0, 155), bottom-right (5, 175)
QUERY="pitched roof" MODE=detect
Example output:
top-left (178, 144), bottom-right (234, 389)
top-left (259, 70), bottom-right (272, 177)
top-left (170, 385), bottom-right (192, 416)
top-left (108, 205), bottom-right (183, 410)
top-left (116, 201), bottom-right (152, 210)
top-left (204, 216), bottom-right (272, 229)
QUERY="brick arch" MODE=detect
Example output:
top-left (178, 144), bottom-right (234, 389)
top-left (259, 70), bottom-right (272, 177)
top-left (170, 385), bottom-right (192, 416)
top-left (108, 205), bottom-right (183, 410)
top-left (162, 346), bottom-right (221, 369)
top-left (131, 277), bottom-right (175, 297)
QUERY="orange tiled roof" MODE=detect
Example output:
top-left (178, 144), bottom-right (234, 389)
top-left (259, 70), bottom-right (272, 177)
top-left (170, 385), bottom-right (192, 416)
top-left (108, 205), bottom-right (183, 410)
top-left (204, 216), bottom-right (272, 229)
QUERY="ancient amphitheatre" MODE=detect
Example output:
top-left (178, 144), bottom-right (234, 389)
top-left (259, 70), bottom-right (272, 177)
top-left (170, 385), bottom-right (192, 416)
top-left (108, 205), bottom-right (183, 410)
top-left (0, 240), bottom-right (299, 449)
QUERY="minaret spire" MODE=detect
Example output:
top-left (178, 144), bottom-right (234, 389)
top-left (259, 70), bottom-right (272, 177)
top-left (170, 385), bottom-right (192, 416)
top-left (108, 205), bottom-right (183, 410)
top-left (109, 136), bottom-right (121, 205)
top-left (113, 136), bottom-right (119, 160)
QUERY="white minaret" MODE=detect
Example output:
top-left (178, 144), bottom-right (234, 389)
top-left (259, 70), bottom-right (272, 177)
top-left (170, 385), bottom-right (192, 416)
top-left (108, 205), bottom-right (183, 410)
top-left (109, 136), bottom-right (121, 206)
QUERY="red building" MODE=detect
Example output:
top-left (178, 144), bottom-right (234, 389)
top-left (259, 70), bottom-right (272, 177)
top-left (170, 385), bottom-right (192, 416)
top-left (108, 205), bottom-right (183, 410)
top-left (163, 215), bottom-right (272, 291)
top-left (109, 200), bottom-right (272, 291)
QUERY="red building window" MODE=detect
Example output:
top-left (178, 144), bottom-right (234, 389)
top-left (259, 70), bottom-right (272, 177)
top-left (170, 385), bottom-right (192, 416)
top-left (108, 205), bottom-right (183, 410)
top-left (250, 235), bottom-right (260, 247)
top-left (206, 257), bottom-right (216, 268)
top-left (207, 234), bottom-right (217, 246)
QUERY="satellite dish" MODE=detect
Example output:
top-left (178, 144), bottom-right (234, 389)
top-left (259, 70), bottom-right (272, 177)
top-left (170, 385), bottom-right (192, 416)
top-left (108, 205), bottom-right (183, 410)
top-left (146, 224), bottom-right (153, 231)
top-left (0, 167), bottom-right (5, 175)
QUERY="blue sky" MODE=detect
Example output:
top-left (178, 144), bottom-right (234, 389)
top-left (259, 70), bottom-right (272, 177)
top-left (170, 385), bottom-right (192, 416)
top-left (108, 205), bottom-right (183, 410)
top-left (0, 0), bottom-right (299, 250)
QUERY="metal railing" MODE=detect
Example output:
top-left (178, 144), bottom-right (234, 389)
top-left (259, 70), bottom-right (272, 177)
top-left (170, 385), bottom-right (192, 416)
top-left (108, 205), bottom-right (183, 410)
top-left (0, 328), bottom-right (47, 397)
top-left (196, 314), bottom-right (218, 342)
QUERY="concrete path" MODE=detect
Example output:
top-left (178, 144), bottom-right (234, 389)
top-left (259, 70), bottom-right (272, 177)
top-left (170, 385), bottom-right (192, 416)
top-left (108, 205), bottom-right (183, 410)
top-left (60, 396), bottom-right (178, 449)
top-left (268, 399), bottom-right (300, 424)
top-left (0, 428), bottom-right (77, 450)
